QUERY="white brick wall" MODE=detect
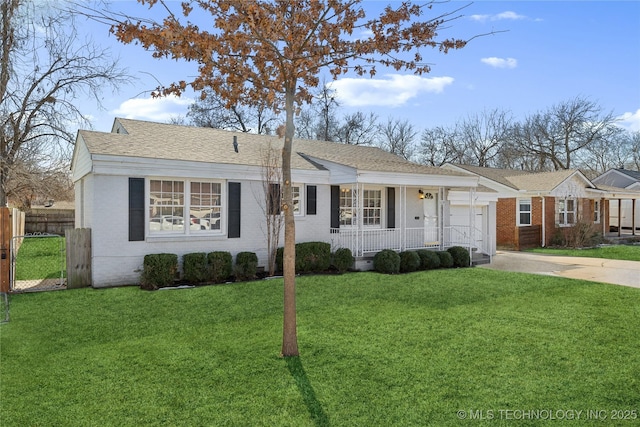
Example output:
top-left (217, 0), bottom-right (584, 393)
top-left (88, 175), bottom-right (332, 287)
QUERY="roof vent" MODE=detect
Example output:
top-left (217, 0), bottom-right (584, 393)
top-left (233, 136), bottom-right (238, 153)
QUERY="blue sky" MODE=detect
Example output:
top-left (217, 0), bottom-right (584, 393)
top-left (80, 1), bottom-right (640, 134)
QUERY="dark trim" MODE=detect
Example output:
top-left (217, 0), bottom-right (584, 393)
top-left (268, 183), bottom-right (281, 215)
top-left (228, 182), bottom-right (241, 238)
top-left (330, 185), bottom-right (340, 228)
top-left (306, 185), bottom-right (317, 215)
top-left (387, 187), bottom-right (396, 229)
top-left (128, 178), bottom-right (145, 241)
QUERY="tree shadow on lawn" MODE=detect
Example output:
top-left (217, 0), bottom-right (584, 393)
top-left (285, 356), bottom-right (330, 427)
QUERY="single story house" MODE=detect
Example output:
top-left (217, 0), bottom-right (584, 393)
top-left (442, 164), bottom-right (612, 249)
top-left (71, 118), bottom-right (495, 287)
top-left (593, 168), bottom-right (640, 233)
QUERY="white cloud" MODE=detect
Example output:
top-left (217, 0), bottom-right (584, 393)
top-left (111, 96), bottom-right (193, 122)
top-left (329, 74), bottom-right (454, 107)
top-left (481, 57), bottom-right (518, 69)
top-left (470, 11), bottom-right (528, 23)
top-left (495, 11), bottom-right (526, 21)
top-left (617, 109), bottom-right (640, 132)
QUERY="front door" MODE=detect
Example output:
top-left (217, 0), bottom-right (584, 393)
top-left (423, 191), bottom-right (439, 245)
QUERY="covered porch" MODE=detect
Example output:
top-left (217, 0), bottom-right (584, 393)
top-left (326, 183), bottom-right (494, 263)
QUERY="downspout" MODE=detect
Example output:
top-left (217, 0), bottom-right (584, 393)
top-left (541, 195), bottom-right (546, 247)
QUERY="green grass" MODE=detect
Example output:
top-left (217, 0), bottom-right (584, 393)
top-left (529, 244), bottom-right (640, 261)
top-left (1, 269), bottom-right (639, 426)
top-left (14, 236), bottom-right (66, 280)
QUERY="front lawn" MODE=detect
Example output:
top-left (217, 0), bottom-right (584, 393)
top-left (1, 269), bottom-right (639, 426)
top-left (529, 244), bottom-right (640, 261)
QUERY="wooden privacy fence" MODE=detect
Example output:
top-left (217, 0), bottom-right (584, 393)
top-left (26, 208), bottom-right (74, 235)
top-left (1, 208), bottom-right (26, 293)
top-left (65, 228), bottom-right (91, 289)
top-left (517, 225), bottom-right (542, 250)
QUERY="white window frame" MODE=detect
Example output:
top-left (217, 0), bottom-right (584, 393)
top-left (557, 197), bottom-right (577, 227)
top-left (339, 187), bottom-right (355, 227)
top-left (292, 184), bottom-right (303, 216)
top-left (362, 188), bottom-right (382, 227)
top-left (517, 198), bottom-right (532, 226)
top-left (339, 186), bottom-right (384, 228)
top-left (593, 199), bottom-right (600, 224)
top-left (148, 178), bottom-right (225, 236)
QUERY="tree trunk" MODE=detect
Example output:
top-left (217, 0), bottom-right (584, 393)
top-left (281, 84), bottom-right (299, 357)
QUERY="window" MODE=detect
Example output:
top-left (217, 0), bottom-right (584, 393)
top-left (190, 181), bottom-right (222, 231)
top-left (557, 197), bottom-right (576, 226)
top-left (362, 189), bottom-right (382, 226)
top-left (593, 200), bottom-right (600, 223)
top-left (292, 185), bottom-right (301, 215)
top-left (339, 187), bottom-right (382, 227)
top-left (518, 198), bottom-right (532, 226)
top-left (149, 179), bottom-right (223, 234)
top-left (267, 184), bottom-right (303, 215)
top-left (339, 188), bottom-right (355, 226)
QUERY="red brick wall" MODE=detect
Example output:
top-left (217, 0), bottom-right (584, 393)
top-left (496, 198), bottom-right (516, 249)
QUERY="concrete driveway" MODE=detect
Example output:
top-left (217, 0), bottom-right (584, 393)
top-left (480, 251), bottom-right (640, 289)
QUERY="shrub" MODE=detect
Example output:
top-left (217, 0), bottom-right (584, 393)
top-left (332, 248), bottom-right (354, 274)
top-left (208, 251), bottom-right (233, 283)
top-left (373, 249), bottom-right (400, 274)
top-left (276, 243), bottom-right (332, 274)
top-left (447, 246), bottom-right (471, 268)
top-left (416, 249), bottom-right (440, 270)
top-left (182, 252), bottom-right (208, 284)
top-left (140, 253), bottom-right (178, 290)
top-left (296, 241), bottom-right (331, 273)
top-left (436, 251), bottom-right (454, 268)
top-left (234, 251), bottom-right (258, 281)
top-left (399, 251), bottom-right (420, 273)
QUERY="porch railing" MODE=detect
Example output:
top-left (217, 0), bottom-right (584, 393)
top-left (330, 225), bottom-right (491, 259)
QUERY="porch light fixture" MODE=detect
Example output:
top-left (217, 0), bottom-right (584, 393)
top-left (418, 189), bottom-right (425, 199)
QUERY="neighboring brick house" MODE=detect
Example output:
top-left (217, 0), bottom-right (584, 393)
top-left (442, 164), bottom-right (609, 250)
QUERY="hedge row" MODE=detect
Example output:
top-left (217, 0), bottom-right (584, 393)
top-left (276, 242), bottom-right (354, 275)
top-left (140, 244), bottom-right (355, 290)
top-left (373, 246), bottom-right (471, 275)
top-left (140, 250), bottom-right (256, 290)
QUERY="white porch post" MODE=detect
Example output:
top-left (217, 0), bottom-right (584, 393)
top-left (401, 185), bottom-right (406, 251)
top-left (439, 187), bottom-right (445, 250)
top-left (469, 187), bottom-right (474, 265)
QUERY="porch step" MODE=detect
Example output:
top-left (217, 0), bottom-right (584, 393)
top-left (472, 253), bottom-right (492, 266)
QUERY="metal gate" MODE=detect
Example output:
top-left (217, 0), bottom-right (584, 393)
top-left (11, 233), bottom-right (66, 292)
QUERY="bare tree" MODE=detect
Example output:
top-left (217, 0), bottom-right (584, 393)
top-left (578, 126), bottom-right (634, 177)
top-left (513, 97), bottom-right (617, 170)
top-left (337, 111), bottom-right (378, 146)
top-left (631, 131), bottom-right (640, 171)
top-left (313, 83), bottom-right (341, 142)
top-left (378, 117), bottom-right (417, 160)
top-left (0, 0), bottom-right (128, 206)
top-left (187, 87), bottom-right (279, 134)
top-left (257, 144), bottom-right (284, 276)
top-left (457, 108), bottom-right (513, 167)
top-left (418, 125), bottom-right (464, 166)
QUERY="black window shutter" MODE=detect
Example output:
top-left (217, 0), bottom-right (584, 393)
top-left (268, 183), bottom-right (281, 215)
top-left (330, 185), bottom-right (340, 228)
top-left (387, 187), bottom-right (395, 229)
top-left (228, 182), bottom-right (241, 238)
top-left (306, 185), bottom-right (317, 215)
top-left (128, 178), bottom-right (145, 241)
